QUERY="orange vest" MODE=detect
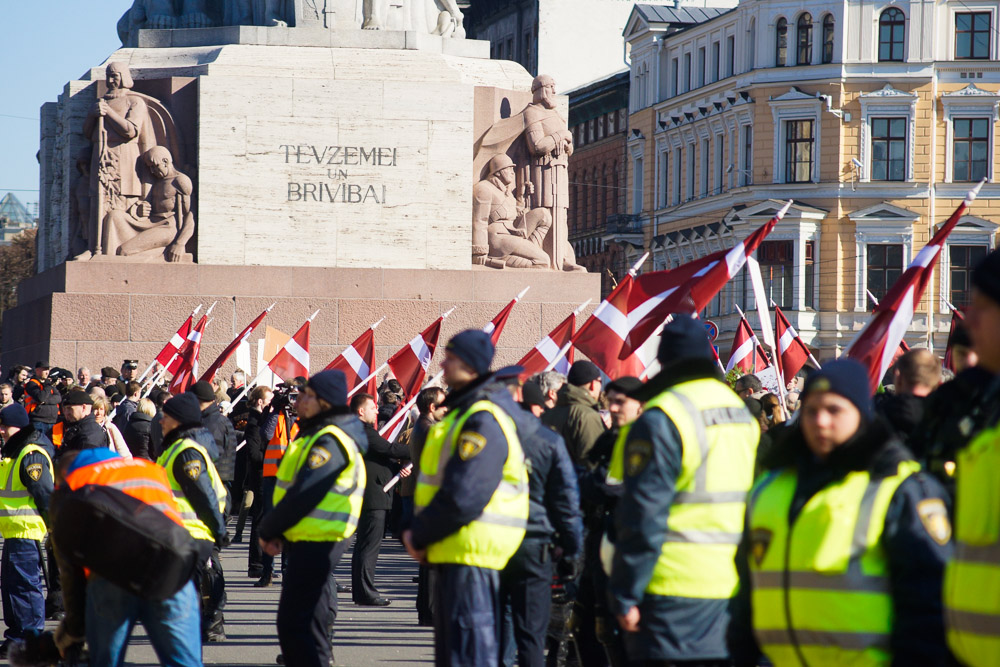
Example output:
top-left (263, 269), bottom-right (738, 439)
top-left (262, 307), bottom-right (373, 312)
top-left (263, 412), bottom-right (299, 478)
top-left (64, 457), bottom-right (183, 527)
top-left (23, 378), bottom-right (42, 414)
top-left (51, 422), bottom-right (64, 448)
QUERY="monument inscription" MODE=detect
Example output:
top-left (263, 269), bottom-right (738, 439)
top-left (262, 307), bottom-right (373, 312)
top-left (279, 143), bottom-right (398, 204)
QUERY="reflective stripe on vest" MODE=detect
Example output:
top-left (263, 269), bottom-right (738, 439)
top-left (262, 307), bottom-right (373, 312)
top-left (65, 456), bottom-right (184, 527)
top-left (945, 421), bottom-right (1000, 666)
top-left (263, 413), bottom-right (297, 478)
top-left (0, 444), bottom-right (52, 540)
top-left (414, 400), bottom-right (528, 571)
top-left (605, 378), bottom-right (758, 599)
top-left (272, 424), bottom-right (365, 542)
top-left (157, 438), bottom-right (227, 542)
top-left (748, 460), bottom-right (920, 666)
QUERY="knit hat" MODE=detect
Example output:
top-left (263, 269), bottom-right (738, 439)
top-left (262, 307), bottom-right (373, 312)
top-left (62, 389), bottom-right (94, 406)
top-left (971, 248), bottom-right (1000, 306)
top-left (801, 358), bottom-right (874, 421)
top-left (521, 380), bottom-right (546, 409)
top-left (0, 404), bottom-right (30, 428)
top-left (657, 315), bottom-right (715, 367)
top-left (163, 393), bottom-right (202, 426)
top-left (445, 330), bottom-right (495, 376)
top-left (567, 360), bottom-right (601, 386)
top-left (189, 381), bottom-right (216, 403)
top-left (308, 370), bottom-right (348, 408)
top-left (606, 376), bottom-right (643, 395)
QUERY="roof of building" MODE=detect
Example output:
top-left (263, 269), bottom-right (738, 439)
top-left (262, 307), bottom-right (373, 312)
top-left (568, 70), bottom-right (630, 126)
top-left (634, 5), bottom-right (730, 26)
top-left (0, 193), bottom-right (33, 226)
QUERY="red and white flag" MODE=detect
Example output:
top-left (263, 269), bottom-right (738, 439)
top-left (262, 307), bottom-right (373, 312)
top-left (326, 325), bottom-right (378, 397)
top-left (518, 310), bottom-right (579, 378)
top-left (774, 304), bottom-right (813, 383)
top-left (847, 181), bottom-right (983, 391)
top-left (572, 257), bottom-right (654, 379)
top-left (268, 312), bottom-right (317, 382)
top-left (483, 287), bottom-right (529, 346)
top-left (168, 316), bottom-right (208, 394)
top-left (620, 201), bottom-right (791, 358)
top-left (199, 305), bottom-right (273, 384)
top-left (156, 313), bottom-right (196, 368)
top-left (387, 313), bottom-right (448, 402)
top-left (726, 316), bottom-right (770, 374)
top-left (944, 302), bottom-right (966, 372)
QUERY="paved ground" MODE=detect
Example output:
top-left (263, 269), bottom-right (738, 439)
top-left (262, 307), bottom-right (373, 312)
top-left (22, 535), bottom-right (435, 666)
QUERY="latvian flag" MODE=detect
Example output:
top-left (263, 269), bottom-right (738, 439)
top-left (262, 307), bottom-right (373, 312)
top-left (518, 312), bottom-right (576, 378)
top-left (268, 318), bottom-right (312, 382)
top-left (326, 326), bottom-right (377, 397)
top-left (168, 316), bottom-right (208, 394)
top-left (726, 316), bottom-right (769, 374)
top-left (156, 312), bottom-right (196, 368)
top-left (387, 315), bottom-right (445, 402)
top-left (774, 304), bottom-right (813, 383)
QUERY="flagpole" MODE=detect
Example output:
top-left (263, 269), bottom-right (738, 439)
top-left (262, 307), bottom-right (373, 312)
top-left (515, 286), bottom-right (531, 301)
top-left (628, 252), bottom-right (650, 277)
top-left (348, 363), bottom-right (388, 398)
top-left (138, 304), bottom-right (203, 384)
top-left (538, 298), bottom-right (592, 373)
top-left (378, 369), bottom-right (443, 438)
top-left (322, 317), bottom-right (384, 395)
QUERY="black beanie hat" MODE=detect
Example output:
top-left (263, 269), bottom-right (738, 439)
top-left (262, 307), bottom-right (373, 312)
top-left (521, 380), bottom-right (546, 408)
top-left (189, 381), bottom-right (216, 403)
top-left (801, 358), bottom-right (874, 421)
top-left (163, 393), bottom-right (202, 426)
top-left (657, 315), bottom-right (714, 366)
top-left (308, 370), bottom-right (348, 408)
top-left (567, 360), bottom-right (601, 386)
top-left (445, 330), bottom-right (495, 376)
top-left (971, 248), bottom-right (1000, 306)
top-left (606, 376), bottom-right (643, 395)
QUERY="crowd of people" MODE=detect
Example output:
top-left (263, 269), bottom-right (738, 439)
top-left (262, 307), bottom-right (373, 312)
top-left (0, 248), bottom-right (996, 667)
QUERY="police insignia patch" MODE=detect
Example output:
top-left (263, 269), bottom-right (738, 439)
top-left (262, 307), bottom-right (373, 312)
top-left (750, 528), bottom-right (773, 566)
top-left (624, 440), bottom-right (652, 477)
top-left (308, 446), bottom-right (331, 470)
top-left (25, 463), bottom-right (42, 482)
top-left (917, 498), bottom-right (952, 546)
top-left (183, 459), bottom-right (202, 480)
top-left (457, 433), bottom-right (487, 461)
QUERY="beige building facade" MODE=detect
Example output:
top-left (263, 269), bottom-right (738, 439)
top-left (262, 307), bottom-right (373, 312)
top-left (617, 2), bottom-right (999, 359)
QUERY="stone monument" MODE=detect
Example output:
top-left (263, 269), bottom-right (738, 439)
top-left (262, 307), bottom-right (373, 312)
top-left (7, 4), bottom-right (598, 373)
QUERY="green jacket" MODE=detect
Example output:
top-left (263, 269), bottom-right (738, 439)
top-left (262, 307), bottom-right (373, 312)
top-left (541, 383), bottom-right (606, 465)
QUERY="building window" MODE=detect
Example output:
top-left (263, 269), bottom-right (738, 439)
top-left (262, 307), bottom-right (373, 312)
top-left (757, 241), bottom-right (795, 308)
top-left (804, 240), bottom-right (816, 308)
top-left (684, 52), bottom-right (692, 92)
top-left (953, 118), bottom-right (990, 182)
top-left (742, 125), bottom-right (753, 185)
top-left (956, 12), bottom-right (991, 59)
top-left (632, 157), bottom-right (643, 214)
top-left (748, 19), bottom-right (757, 70)
top-left (785, 119), bottom-right (814, 183)
top-left (701, 138), bottom-right (710, 195)
top-left (726, 35), bottom-right (736, 76)
top-left (879, 8), bottom-right (905, 62)
top-left (697, 47), bottom-right (706, 87)
top-left (822, 14), bottom-right (835, 63)
top-left (797, 13), bottom-right (813, 65)
top-left (715, 135), bottom-right (725, 194)
top-left (867, 243), bottom-right (903, 302)
top-left (712, 41), bottom-right (720, 82)
top-left (686, 145), bottom-right (695, 200)
top-left (673, 148), bottom-right (682, 204)
top-left (950, 244), bottom-right (989, 306)
top-left (776, 18), bottom-right (788, 66)
top-left (660, 152), bottom-right (669, 208)
top-left (871, 117), bottom-right (907, 181)
top-left (671, 58), bottom-right (679, 97)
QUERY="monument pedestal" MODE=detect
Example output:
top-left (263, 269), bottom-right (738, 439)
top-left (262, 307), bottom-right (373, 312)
top-left (2, 263), bottom-right (599, 375)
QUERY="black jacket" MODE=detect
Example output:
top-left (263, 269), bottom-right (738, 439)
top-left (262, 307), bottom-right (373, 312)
top-left (258, 409), bottom-right (368, 541)
top-left (361, 423), bottom-right (410, 511)
top-left (729, 418), bottom-right (954, 667)
top-left (61, 414), bottom-right (108, 455)
top-left (122, 411), bottom-right (153, 460)
top-left (24, 378), bottom-right (61, 424)
top-left (875, 392), bottom-right (927, 447)
top-left (112, 398), bottom-right (138, 433)
top-left (201, 404), bottom-right (237, 482)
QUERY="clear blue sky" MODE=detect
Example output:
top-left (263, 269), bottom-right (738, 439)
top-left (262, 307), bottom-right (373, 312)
top-left (1, 2), bottom-right (128, 210)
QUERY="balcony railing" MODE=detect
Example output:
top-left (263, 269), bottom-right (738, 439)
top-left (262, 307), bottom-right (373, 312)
top-left (605, 214), bottom-right (643, 235)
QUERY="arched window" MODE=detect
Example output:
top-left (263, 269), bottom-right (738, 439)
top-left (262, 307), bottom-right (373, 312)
top-left (879, 8), bottom-right (905, 62)
top-left (797, 13), bottom-right (813, 65)
top-left (775, 18), bottom-right (788, 66)
top-left (747, 18), bottom-right (757, 70)
top-left (822, 14), bottom-right (835, 63)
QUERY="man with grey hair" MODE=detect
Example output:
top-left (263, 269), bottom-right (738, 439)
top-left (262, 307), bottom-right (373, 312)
top-left (532, 371), bottom-right (566, 410)
top-left (76, 368), bottom-right (92, 390)
top-left (733, 373), bottom-right (762, 399)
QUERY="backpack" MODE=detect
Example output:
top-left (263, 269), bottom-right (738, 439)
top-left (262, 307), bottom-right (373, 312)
top-left (51, 485), bottom-right (198, 601)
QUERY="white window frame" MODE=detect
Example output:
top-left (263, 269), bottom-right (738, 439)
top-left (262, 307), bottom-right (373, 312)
top-left (852, 222), bottom-right (914, 311)
top-left (938, 216), bottom-right (998, 312)
top-left (951, 7), bottom-right (997, 61)
top-left (770, 90), bottom-right (823, 184)
top-left (656, 141), bottom-right (669, 209)
top-left (942, 85), bottom-right (1000, 183)
top-left (859, 84), bottom-right (918, 182)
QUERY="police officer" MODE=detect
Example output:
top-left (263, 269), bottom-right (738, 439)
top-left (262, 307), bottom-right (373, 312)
top-left (403, 330), bottom-right (529, 666)
top-left (607, 315), bottom-right (759, 666)
top-left (493, 366), bottom-right (583, 667)
top-left (945, 248), bottom-right (1000, 667)
top-left (257, 369), bottom-right (368, 667)
top-left (730, 358), bottom-right (953, 666)
top-left (0, 404), bottom-right (54, 657)
top-left (156, 392), bottom-right (228, 643)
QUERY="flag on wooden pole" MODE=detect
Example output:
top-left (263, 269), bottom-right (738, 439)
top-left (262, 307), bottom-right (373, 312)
top-left (200, 304), bottom-right (274, 384)
top-left (268, 311), bottom-right (319, 382)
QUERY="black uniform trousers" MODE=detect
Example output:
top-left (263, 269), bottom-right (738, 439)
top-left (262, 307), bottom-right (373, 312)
top-left (194, 542), bottom-right (226, 638)
top-left (433, 563), bottom-right (501, 667)
top-left (278, 539), bottom-right (349, 667)
top-left (499, 536), bottom-right (553, 667)
top-left (351, 508), bottom-right (387, 603)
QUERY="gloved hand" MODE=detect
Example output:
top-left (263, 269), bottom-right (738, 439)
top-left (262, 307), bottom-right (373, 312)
top-left (557, 555), bottom-right (582, 582)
